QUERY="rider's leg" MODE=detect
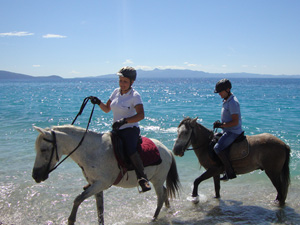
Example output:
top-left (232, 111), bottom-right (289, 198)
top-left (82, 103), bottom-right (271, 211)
top-left (216, 150), bottom-right (236, 180)
top-left (129, 151), bottom-right (151, 192)
top-left (119, 127), bottom-right (151, 192)
top-left (214, 131), bottom-right (239, 181)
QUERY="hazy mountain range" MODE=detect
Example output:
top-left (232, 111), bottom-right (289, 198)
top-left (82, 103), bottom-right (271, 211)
top-left (1, 69), bottom-right (300, 80)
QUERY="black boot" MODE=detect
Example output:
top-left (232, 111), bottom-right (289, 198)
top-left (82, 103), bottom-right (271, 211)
top-left (216, 151), bottom-right (236, 181)
top-left (129, 152), bottom-right (151, 192)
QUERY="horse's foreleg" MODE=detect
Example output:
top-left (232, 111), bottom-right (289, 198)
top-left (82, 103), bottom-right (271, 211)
top-left (192, 168), bottom-right (219, 198)
top-left (95, 191), bottom-right (104, 225)
top-left (68, 186), bottom-right (104, 225)
top-left (213, 175), bottom-right (221, 198)
top-left (68, 193), bottom-right (86, 225)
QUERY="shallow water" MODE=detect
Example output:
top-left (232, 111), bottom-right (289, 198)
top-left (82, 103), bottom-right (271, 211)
top-left (0, 78), bottom-right (300, 224)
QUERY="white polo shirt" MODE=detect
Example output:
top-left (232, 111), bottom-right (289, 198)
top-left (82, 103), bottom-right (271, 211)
top-left (109, 88), bottom-right (143, 130)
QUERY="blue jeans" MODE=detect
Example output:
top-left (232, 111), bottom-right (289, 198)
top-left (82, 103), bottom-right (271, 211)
top-left (214, 131), bottom-right (241, 154)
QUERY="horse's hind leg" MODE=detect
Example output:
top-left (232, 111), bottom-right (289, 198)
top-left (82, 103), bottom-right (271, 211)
top-left (265, 170), bottom-right (285, 205)
top-left (95, 191), bottom-right (104, 225)
top-left (153, 184), bottom-right (167, 220)
top-left (163, 186), bottom-right (170, 208)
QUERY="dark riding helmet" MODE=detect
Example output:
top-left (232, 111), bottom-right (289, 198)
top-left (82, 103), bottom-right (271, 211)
top-left (214, 79), bottom-right (232, 93)
top-left (117, 66), bottom-right (137, 81)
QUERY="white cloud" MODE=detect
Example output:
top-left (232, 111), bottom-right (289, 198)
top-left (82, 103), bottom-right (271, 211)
top-left (184, 62), bottom-right (197, 67)
top-left (123, 59), bottom-right (133, 64)
top-left (135, 65), bottom-right (153, 70)
top-left (222, 65), bottom-right (227, 68)
top-left (70, 70), bottom-right (80, 74)
top-left (157, 65), bottom-right (186, 70)
top-left (43, 34), bottom-right (67, 38)
top-left (0, 31), bottom-right (34, 37)
top-left (32, 65), bottom-right (41, 68)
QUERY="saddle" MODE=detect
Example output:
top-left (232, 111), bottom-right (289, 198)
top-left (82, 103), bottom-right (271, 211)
top-left (209, 131), bottom-right (249, 162)
top-left (110, 131), bottom-right (162, 171)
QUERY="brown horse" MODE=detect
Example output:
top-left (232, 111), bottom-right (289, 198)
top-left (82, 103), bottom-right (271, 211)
top-left (173, 117), bottom-right (290, 206)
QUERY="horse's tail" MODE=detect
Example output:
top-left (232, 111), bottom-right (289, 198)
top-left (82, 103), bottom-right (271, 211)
top-left (281, 144), bottom-right (291, 201)
top-left (166, 154), bottom-right (181, 199)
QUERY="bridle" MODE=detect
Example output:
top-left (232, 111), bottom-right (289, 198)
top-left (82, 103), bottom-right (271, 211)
top-left (177, 122), bottom-right (195, 154)
top-left (43, 130), bottom-right (59, 173)
top-left (184, 127), bottom-right (194, 151)
top-left (180, 121), bottom-right (214, 153)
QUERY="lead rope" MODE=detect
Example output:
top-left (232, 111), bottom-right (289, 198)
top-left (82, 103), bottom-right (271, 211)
top-left (49, 97), bottom-right (95, 173)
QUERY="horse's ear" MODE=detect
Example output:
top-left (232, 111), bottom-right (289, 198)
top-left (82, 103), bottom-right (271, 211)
top-left (191, 117), bottom-right (198, 127)
top-left (33, 126), bottom-right (49, 135)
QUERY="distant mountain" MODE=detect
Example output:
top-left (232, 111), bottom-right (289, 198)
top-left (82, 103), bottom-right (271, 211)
top-left (97, 69), bottom-right (300, 79)
top-left (0, 70), bottom-right (63, 80)
top-left (1, 69), bottom-right (300, 80)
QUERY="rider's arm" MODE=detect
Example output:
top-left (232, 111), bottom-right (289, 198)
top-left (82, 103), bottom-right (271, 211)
top-left (99, 99), bottom-right (111, 113)
top-left (125, 104), bottom-right (144, 123)
top-left (221, 114), bottom-right (239, 128)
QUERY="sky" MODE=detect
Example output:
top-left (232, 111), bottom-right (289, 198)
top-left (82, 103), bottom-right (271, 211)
top-left (1, 0), bottom-right (300, 78)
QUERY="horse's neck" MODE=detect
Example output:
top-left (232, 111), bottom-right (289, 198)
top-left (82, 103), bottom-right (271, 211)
top-left (192, 124), bottom-right (212, 149)
top-left (54, 126), bottom-right (101, 158)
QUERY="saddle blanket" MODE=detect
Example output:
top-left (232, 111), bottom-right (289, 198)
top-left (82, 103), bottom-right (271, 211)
top-left (138, 137), bottom-right (162, 167)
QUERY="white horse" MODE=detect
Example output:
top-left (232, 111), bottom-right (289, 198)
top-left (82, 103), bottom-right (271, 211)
top-left (32, 125), bottom-right (180, 225)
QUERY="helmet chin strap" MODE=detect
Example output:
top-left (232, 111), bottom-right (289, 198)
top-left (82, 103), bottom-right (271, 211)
top-left (121, 80), bottom-right (134, 94)
top-left (224, 91), bottom-right (231, 100)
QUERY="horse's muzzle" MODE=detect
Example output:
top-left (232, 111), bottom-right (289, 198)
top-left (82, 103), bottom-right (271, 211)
top-left (32, 167), bottom-right (49, 183)
top-left (172, 145), bottom-right (185, 157)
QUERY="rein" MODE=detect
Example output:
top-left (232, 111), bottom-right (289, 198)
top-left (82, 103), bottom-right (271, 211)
top-left (47, 97), bottom-right (95, 174)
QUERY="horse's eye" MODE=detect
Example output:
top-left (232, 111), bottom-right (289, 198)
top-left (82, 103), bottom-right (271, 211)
top-left (40, 148), bottom-right (47, 153)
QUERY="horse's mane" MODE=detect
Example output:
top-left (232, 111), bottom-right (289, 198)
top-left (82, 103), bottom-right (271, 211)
top-left (178, 117), bottom-right (193, 128)
top-left (51, 124), bottom-right (94, 134)
top-left (179, 117), bottom-right (213, 137)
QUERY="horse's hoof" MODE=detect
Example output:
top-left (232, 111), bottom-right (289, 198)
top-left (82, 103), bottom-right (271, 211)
top-left (274, 199), bottom-right (285, 207)
top-left (152, 216), bottom-right (158, 222)
top-left (187, 195), bottom-right (199, 204)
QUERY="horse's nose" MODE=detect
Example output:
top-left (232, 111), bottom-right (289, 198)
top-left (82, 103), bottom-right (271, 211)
top-left (172, 144), bottom-right (183, 157)
top-left (32, 167), bottom-right (48, 183)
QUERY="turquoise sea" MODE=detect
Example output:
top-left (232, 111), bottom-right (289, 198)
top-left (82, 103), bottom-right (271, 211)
top-left (1, 77), bottom-right (300, 224)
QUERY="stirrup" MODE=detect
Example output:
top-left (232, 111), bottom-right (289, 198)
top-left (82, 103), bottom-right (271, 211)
top-left (137, 178), bottom-right (151, 193)
top-left (220, 173), bottom-right (236, 182)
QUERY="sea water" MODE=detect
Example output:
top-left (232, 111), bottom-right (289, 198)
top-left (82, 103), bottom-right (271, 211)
top-left (0, 77), bottom-right (300, 224)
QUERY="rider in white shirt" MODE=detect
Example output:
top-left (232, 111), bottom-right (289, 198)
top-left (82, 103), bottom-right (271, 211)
top-left (90, 67), bottom-right (151, 192)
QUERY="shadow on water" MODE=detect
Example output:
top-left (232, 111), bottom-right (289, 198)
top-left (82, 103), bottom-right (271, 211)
top-left (153, 199), bottom-right (300, 225)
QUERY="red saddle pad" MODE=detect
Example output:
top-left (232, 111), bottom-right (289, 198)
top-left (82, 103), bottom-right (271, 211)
top-left (138, 137), bottom-right (161, 167)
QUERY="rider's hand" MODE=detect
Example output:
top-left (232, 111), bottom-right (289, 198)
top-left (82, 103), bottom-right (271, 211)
top-left (213, 120), bottom-right (223, 129)
top-left (90, 96), bottom-right (101, 105)
top-left (112, 118), bottom-right (128, 130)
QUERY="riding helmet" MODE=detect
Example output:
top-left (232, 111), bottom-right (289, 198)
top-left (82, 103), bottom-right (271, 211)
top-left (214, 79), bottom-right (232, 93)
top-left (117, 66), bottom-right (137, 81)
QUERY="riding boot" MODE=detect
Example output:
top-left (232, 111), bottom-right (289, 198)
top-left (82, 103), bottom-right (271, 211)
top-left (129, 152), bottom-right (151, 192)
top-left (216, 151), bottom-right (236, 181)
